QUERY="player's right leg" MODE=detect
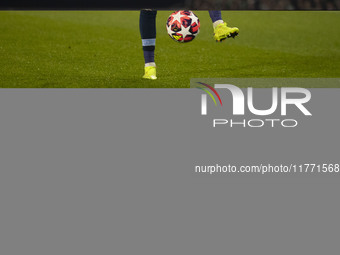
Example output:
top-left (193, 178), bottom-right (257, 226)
top-left (139, 10), bottom-right (157, 80)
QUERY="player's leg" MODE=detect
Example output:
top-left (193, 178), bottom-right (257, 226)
top-left (208, 11), bottom-right (239, 42)
top-left (140, 10), bottom-right (157, 80)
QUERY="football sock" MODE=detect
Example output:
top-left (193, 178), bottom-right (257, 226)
top-left (142, 46), bottom-right (155, 65)
top-left (140, 10), bottom-right (157, 66)
top-left (209, 10), bottom-right (223, 25)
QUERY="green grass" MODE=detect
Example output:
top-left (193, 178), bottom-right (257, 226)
top-left (0, 11), bottom-right (339, 88)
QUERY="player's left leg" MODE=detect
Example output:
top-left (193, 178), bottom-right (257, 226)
top-left (209, 11), bottom-right (239, 42)
top-left (140, 10), bottom-right (157, 80)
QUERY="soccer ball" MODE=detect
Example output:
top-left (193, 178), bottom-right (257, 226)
top-left (166, 10), bottom-right (200, 43)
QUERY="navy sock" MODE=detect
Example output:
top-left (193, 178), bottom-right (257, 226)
top-left (143, 50), bottom-right (155, 64)
top-left (209, 11), bottom-right (222, 23)
top-left (140, 10), bottom-right (157, 64)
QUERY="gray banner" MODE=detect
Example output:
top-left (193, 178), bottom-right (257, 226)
top-left (0, 88), bottom-right (339, 255)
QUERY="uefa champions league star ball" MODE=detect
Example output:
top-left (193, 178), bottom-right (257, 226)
top-left (166, 10), bottom-right (200, 43)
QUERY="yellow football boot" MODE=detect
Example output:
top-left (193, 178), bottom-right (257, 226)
top-left (213, 22), bottom-right (239, 42)
top-left (143, 66), bottom-right (157, 80)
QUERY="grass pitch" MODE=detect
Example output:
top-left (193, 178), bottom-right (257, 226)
top-left (0, 11), bottom-right (339, 88)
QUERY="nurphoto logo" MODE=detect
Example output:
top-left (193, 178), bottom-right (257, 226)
top-left (194, 82), bottom-right (312, 128)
